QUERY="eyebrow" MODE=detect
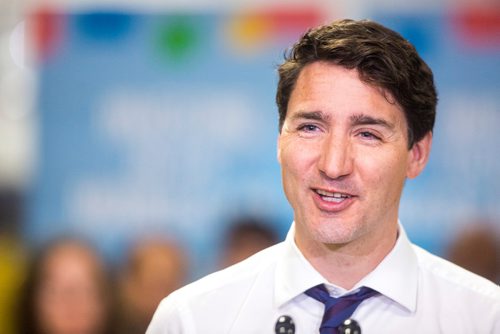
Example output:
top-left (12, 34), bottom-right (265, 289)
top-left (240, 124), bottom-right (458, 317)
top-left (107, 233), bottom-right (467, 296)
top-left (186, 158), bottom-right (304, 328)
top-left (290, 111), bottom-right (331, 123)
top-left (349, 113), bottom-right (395, 130)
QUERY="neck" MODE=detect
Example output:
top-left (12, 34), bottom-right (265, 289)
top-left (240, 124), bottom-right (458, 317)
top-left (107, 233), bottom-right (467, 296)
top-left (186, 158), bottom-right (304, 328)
top-left (296, 224), bottom-right (398, 290)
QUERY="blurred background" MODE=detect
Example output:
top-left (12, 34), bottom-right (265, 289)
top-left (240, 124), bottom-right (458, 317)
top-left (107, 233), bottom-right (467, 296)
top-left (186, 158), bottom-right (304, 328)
top-left (0, 0), bottom-right (499, 333)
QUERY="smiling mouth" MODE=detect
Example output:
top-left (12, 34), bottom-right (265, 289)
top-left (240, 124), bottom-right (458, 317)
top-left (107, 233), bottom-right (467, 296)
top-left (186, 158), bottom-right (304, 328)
top-left (315, 189), bottom-right (353, 203)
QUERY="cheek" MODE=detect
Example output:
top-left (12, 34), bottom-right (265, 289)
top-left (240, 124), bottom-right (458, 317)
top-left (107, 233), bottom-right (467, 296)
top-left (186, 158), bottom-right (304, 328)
top-left (35, 288), bottom-right (63, 330)
top-left (281, 136), bottom-right (319, 167)
top-left (281, 146), bottom-right (316, 185)
top-left (357, 149), bottom-right (408, 189)
top-left (279, 144), bottom-right (317, 207)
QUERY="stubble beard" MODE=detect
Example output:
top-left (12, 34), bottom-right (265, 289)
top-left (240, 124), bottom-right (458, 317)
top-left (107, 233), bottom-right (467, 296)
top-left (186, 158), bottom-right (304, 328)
top-left (299, 212), bottom-right (370, 250)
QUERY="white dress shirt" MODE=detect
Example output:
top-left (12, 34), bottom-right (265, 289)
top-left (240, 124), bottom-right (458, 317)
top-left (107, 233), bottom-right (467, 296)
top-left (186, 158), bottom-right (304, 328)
top-left (147, 223), bottom-right (500, 334)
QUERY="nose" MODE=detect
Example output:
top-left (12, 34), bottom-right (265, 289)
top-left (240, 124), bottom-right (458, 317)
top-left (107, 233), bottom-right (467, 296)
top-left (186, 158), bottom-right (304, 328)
top-left (318, 133), bottom-right (353, 180)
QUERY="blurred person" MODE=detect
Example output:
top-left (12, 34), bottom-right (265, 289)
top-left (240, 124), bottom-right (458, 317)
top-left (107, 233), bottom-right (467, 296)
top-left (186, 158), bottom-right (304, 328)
top-left (116, 238), bottom-right (188, 334)
top-left (148, 19), bottom-right (500, 333)
top-left (0, 190), bottom-right (26, 334)
top-left (0, 233), bottom-right (26, 334)
top-left (219, 216), bottom-right (279, 268)
top-left (446, 221), bottom-right (500, 284)
top-left (17, 237), bottom-right (113, 334)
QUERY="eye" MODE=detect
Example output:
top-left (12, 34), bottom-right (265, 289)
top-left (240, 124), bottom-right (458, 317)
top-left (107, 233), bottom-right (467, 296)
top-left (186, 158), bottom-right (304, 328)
top-left (298, 124), bottom-right (320, 132)
top-left (358, 131), bottom-right (381, 140)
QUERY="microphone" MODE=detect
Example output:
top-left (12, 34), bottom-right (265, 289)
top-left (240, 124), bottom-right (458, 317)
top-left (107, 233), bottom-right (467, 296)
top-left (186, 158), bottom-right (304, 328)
top-left (275, 315), bottom-right (295, 334)
top-left (338, 318), bottom-right (361, 334)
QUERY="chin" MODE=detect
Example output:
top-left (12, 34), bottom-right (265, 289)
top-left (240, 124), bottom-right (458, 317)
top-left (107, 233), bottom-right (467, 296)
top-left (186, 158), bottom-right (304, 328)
top-left (309, 219), bottom-right (364, 245)
top-left (314, 231), bottom-right (356, 245)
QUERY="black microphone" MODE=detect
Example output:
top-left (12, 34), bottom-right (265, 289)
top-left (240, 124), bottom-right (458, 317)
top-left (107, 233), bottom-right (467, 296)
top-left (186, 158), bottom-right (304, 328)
top-left (338, 318), bottom-right (361, 334)
top-left (275, 315), bottom-right (295, 334)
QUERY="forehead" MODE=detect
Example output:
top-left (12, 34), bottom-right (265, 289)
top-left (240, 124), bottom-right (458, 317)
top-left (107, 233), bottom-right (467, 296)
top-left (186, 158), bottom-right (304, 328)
top-left (43, 244), bottom-right (100, 277)
top-left (288, 61), bottom-right (404, 123)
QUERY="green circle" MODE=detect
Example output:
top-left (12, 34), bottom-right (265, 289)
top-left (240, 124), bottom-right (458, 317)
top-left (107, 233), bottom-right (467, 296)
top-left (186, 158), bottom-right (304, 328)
top-left (156, 17), bottom-right (198, 63)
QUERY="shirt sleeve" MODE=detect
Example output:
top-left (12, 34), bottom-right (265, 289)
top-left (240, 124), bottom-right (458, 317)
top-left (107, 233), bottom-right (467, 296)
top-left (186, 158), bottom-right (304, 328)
top-left (146, 291), bottom-right (191, 334)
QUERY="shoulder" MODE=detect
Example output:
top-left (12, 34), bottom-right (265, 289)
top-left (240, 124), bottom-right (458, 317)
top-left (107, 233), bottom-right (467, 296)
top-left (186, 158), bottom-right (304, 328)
top-left (413, 244), bottom-right (500, 300)
top-left (411, 244), bottom-right (500, 331)
top-left (147, 242), bottom-right (284, 333)
top-left (180, 241), bottom-right (283, 298)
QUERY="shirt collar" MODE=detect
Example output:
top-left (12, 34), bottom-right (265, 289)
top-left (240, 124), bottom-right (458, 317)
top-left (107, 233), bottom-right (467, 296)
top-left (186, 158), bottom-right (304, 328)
top-left (274, 222), bottom-right (418, 313)
top-left (354, 223), bottom-right (418, 312)
top-left (275, 223), bottom-right (325, 308)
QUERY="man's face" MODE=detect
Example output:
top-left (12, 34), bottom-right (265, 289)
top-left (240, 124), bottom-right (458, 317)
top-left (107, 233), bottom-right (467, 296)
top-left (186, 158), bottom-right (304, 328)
top-left (278, 61), bottom-right (430, 251)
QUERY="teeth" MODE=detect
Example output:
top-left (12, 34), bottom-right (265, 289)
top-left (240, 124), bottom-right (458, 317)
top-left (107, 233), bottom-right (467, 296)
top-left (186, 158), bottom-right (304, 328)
top-left (316, 189), bottom-right (334, 197)
top-left (323, 196), bottom-right (344, 203)
top-left (316, 189), bottom-right (351, 199)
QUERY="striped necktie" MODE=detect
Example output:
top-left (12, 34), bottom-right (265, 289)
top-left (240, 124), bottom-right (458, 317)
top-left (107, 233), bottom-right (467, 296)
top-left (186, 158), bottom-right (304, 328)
top-left (305, 284), bottom-right (379, 334)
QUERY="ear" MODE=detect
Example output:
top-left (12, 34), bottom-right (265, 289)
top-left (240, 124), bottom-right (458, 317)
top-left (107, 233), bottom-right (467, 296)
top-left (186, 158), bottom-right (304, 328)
top-left (406, 132), bottom-right (432, 179)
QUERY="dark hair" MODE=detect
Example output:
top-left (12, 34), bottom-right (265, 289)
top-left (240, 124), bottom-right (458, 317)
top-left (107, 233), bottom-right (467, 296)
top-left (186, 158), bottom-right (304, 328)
top-left (276, 19), bottom-right (437, 148)
top-left (225, 216), bottom-right (278, 248)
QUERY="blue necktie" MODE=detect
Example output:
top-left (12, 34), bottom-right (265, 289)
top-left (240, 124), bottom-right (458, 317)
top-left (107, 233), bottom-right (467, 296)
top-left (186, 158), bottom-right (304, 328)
top-left (305, 284), bottom-right (379, 334)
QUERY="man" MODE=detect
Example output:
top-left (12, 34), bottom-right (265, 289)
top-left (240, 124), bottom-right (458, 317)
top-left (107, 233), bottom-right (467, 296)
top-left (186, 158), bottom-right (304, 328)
top-left (147, 19), bottom-right (500, 333)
